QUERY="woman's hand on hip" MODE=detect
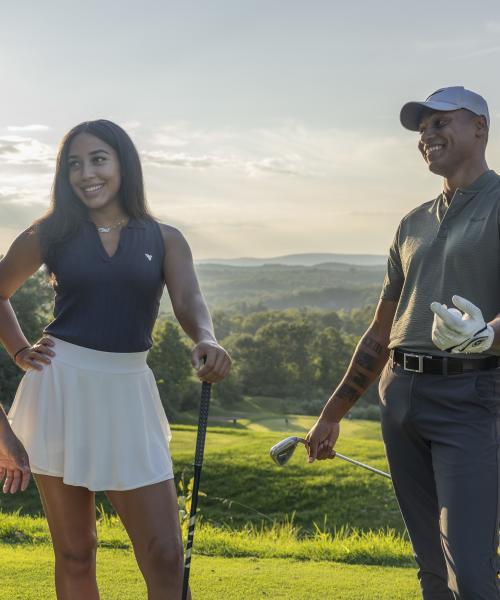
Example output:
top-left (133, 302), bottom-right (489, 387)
top-left (0, 430), bottom-right (31, 493)
top-left (192, 341), bottom-right (232, 383)
top-left (15, 337), bottom-right (55, 372)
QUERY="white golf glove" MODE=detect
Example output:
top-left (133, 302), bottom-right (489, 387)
top-left (430, 295), bottom-right (494, 354)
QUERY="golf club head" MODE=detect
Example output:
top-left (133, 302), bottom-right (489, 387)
top-left (269, 436), bottom-right (391, 478)
top-left (269, 436), bottom-right (307, 466)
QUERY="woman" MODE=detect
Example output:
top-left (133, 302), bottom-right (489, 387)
top-left (0, 119), bottom-right (231, 600)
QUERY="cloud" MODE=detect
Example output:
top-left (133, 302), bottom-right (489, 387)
top-left (143, 122), bottom-right (329, 176)
top-left (0, 144), bottom-right (19, 156)
top-left (0, 136), bottom-right (54, 167)
top-left (0, 190), bottom-right (19, 203)
top-left (0, 184), bottom-right (49, 206)
top-left (152, 210), bottom-right (268, 233)
top-left (139, 121), bottom-right (417, 182)
top-left (1, 171), bottom-right (53, 188)
top-left (0, 171), bottom-right (53, 216)
top-left (346, 210), bottom-right (402, 217)
top-left (0, 186), bottom-right (50, 249)
top-left (415, 39), bottom-right (475, 52)
top-left (151, 123), bottom-right (230, 148)
top-left (245, 156), bottom-right (303, 176)
top-left (414, 27), bottom-right (500, 61)
top-left (142, 150), bottom-right (233, 169)
top-left (152, 129), bottom-right (191, 148)
top-left (142, 148), bottom-right (310, 177)
top-left (485, 21), bottom-right (500, 33)
top-left (7, 125), bottom-right (50, 132)
top-left (0, 207), bottom-right (41, 233)
top-left (452, 45), bottom-right (500, 60)
top-left (120, 120), bottom-right (141, 130)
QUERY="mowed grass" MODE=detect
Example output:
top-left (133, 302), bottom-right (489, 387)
top-left (206, 396), bottom-right (320, 432)
top-left (0, 545), bottom-right (421, 600)
top-left (172, 422), bottom-right (400, 531)
top-left (0, 415), bottom-right (420, 599)
top-left (0, 418), bottom-right (401, 532)
top-left (0, 514), bottom-right (414, 566)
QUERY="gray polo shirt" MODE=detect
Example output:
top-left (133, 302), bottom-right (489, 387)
top-left (381, 169), bottom-right (500, 354)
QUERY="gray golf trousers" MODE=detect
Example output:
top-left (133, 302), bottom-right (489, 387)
top-left (379, 361), bottom-right (500, 600)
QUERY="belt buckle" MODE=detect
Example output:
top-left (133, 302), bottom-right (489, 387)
top-left (403, 352), bottom-right (424, 373)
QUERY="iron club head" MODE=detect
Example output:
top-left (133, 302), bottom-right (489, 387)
top-left (269, 436), bottom-right (391, 478)
top-left (269, 436), bottom-right (307, 466)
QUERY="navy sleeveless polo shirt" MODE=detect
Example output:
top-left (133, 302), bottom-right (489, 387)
top-left (44, 218), bottom-right (165, 352)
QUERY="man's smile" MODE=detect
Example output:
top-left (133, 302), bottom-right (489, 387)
top-left (424, 144), bottom-right (445, 160)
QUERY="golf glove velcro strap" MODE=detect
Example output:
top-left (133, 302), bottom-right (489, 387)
top-left (430, 295), bottom-right (494, 354)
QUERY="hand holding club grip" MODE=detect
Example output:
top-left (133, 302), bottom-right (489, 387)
top-left (194, 381), bottom-right (211, 467)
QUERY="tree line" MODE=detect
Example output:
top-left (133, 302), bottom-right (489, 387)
top-left (0, 273), bottom-right (380, 420)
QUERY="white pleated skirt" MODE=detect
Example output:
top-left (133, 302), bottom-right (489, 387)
top-left (8, 336), bottom-right (173, 491)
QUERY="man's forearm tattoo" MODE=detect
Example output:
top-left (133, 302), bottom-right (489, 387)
top-left (337, 383), bottom-right (358, 405)
top-left (333, 334), bottom-right (386, 409)
top-left (352, 372), bottom-right (369, 388)
top-left (363, 337), bottom-right (383, 355)
top-left (355, 335), bottom-right (386, 373)
top-left (355, 350), bottom-right (377, 371)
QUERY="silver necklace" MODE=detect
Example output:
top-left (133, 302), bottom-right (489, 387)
top-left (95, 218), bottom-right (128, 233)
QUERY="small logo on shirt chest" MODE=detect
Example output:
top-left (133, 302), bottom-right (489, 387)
top-left (145, 253), bottom-right (153, 261)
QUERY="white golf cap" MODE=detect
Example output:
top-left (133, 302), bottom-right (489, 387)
top-left (400, 86), bottom-right (490, 131)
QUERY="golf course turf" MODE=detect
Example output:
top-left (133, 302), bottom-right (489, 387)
top-left (0, 415), bottom-right (422, 598)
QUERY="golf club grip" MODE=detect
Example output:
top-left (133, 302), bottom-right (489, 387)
top-left (194, 381), bottom-right (211, 467)
top-left (182, 466), bottom-right (202, 599)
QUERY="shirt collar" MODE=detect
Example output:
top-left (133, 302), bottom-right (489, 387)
top-left (455, 169), bottom-right (497, 196)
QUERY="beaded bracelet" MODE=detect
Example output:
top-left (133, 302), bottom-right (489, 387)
top-left (13, 346), bottom-right (30, 362)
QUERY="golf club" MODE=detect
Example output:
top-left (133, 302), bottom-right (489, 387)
top-left (182, 380), bottom-right (212, 600)
top-left (269, 436), bottom-right (391, 479)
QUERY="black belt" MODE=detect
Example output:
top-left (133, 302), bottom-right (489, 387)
top-left (391, 348), bottom-right (500, 375)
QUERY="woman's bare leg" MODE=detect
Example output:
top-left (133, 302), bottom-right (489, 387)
top-left (106, 479), bottom-right (188, 600)
top-left (34, 474), bottom-right (99, 600)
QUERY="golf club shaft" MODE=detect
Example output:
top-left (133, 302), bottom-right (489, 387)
top-left (335, 452), bottom-right (391, 479)
top-left (294, 438), bottom-right (391, 479)
top-left (182, 381), bottom-right (212, 600)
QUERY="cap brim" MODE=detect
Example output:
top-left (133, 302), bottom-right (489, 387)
top-left (400, 100), bottom-right (460, 131)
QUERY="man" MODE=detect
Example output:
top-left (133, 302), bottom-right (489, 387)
top-left (307, 86), bottom-right (500, 599)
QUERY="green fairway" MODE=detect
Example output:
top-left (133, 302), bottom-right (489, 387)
top-left (168, 419), bottom-right (400, 531)
top-left (0, 544), bottom-right (420, 600)
top-left (0, 416), bottom-right (419, 599)
top-left (0, 419), bottom-right (401, 532)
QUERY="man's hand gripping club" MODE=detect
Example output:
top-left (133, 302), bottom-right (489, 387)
top-left (430, 295), bottom-right (494, 353)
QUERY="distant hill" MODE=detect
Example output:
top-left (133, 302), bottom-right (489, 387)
top-left (196, 253), bottom-right (386, 267)
top-left (160, 261), bottom-right (386, 313)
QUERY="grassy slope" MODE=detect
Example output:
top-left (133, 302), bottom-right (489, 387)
top-left (0, 418), bottom-right (418, 599)
top-left (0, 545), bottom-right (420, 600)
top-left (0, 419), bottom-right (402, 532)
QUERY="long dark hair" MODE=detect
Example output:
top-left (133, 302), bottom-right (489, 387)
top-left (36, 119), bottom-right (151, 266)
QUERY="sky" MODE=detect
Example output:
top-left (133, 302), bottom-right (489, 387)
top-left (2, 0), bottom-right (500, 259)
